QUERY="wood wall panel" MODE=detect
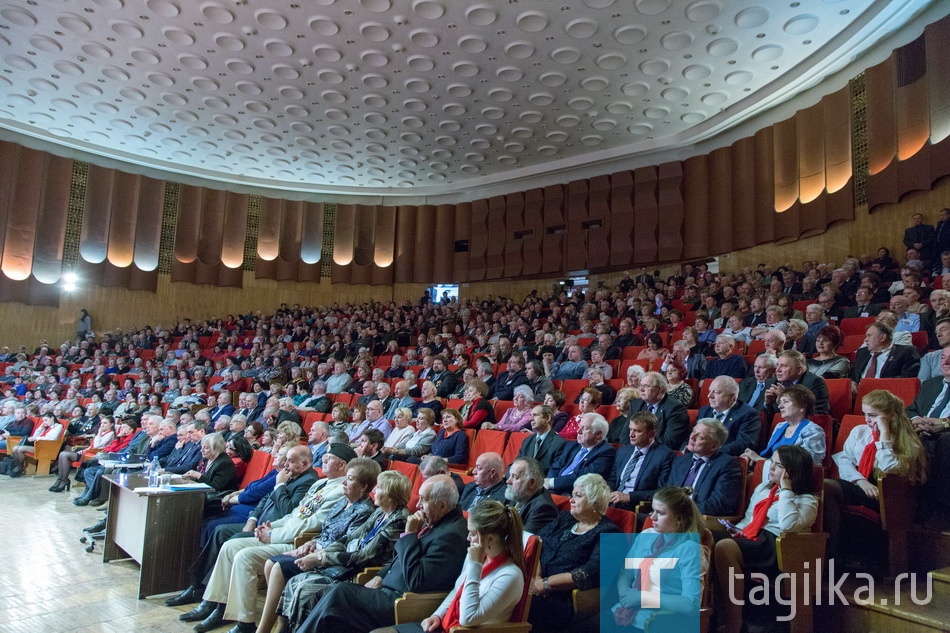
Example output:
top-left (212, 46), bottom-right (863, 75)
top-left (106, 171), bottom-right (139, 268)
top-left (31, 154), bottom-right (72, 284)
top-left (413, 205), bottom-right (435, 283)
top-left (257, 197), bottom-right (282, 261)
top-left (81, 164), bottom-right (115, 264)
top-left (522, 189), bottom-right (544, 275)
top-left (797, 103), bottom-right (826, 205)
top-left (220, 192), bottom-right (248, 269)
top-left (656, 163), bottom-right (683, 262)
top-left (394, 205), bottom-right (417, 282)
top-left (371, 260), bottom-right (393, 285)
top-left (133, 176), bottom-right (165, 272)
top-left (486, 196), bottom-right (506, 279)
top-left (773, 116), bottom-right (798, 212)
top-left (824, 89), bottom-right (853, 194)
top-left (730, 138), bottom-right (756, 249)
top-left (895, 36), bottom-right (930, 161)
top-left (353, 204), bottom-right (376, 267)
top-left (588, 175), bottom-right (611, 269)
top-left (633, 167), bottom-right (657, 264)
top-left (707, 148), bottom-right (733, 254)
top-left (468, 199), bottom-right (489, 281)
top-left (350, 262), bottom-right (372, 285)
top-left (0, 142), bottom-right (17, 257)
top-left (373, 205), bottom-right (396, 268)
top-left (753, 127), bottom-right (776, 242)
top-left (542, 185), bottom-right (564, 274)
top-left (609, 171), bottom-right (634, 266)
top-left (196, 188), bottom-right (225, 266)
top-left (300, 202), bottom-right (325, 265)
top-left (866, 58), bottom-right (897, 176)
top-left (453, 201), bottom-right (471, 281)
top-left (928, 15), bottom-right (950, 144)
top-left (503, 193), bottom-right (524, 278)
top-left (1, 148), bottom-right (43, 280)
top-left (434, 204), bottom-right (456, 281)
top-left (333, 203), bottom-right (356, 265)
top-left (278, 200), bottom-right (304, 262)
top-left (565, 179), bottom-right (589, 271)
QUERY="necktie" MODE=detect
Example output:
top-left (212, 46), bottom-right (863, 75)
top-left (560, 447), bottom-right (590, 476)
top-left (713, 411), bottom-right (725, 421)
top-left (864, 352), bottom-right (880, 379)
top-left (620, 450), bottom-right (643, 489)
top-left (750, 382), bottom-right (765, 406)
top-left (929, 382), bottom-right (950, 418)
top-left (683, 457), bottom-right (704, 488)
top-left (533, 437), bottom-right (543, 459)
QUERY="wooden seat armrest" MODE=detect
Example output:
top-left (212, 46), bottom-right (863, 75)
top-left (572, 588), bottom-right (599, 618)
top-left (776, 532), bottom-right (828, 574)
top-left (394, 591), bottom-right (450, 624)
top-left (355, 566), bottom-right (383, 585)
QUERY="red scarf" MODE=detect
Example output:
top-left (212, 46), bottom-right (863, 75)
top-left (637, 535), bottom-right (669, 591)
top-left (441, 554), bottom-right (510, 632)
top-left (740, 485), bottom-right (780, 540)
top-left (857, 428), bottom-right (880, 479)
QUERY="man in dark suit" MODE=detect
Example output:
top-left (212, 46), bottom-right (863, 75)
top-left (904, 212), bottom-right (937, 265)
top-left (698, 376), bottom-right (761, 456)
top-left (518, 405), bottom-right (567, 473)
top-left (505, 457), bottom-right (559, 534)
top-left (627, 371), bottom-right (690, 449)
top-left (907, 347), bottom-right (950, 528)
top-left (842, 287), bottom-right (884, 320)
top-left (607, 412), bottom-right (674, 511)
top-left (544, 413), bottom-right (616, 494)
top-left (459, 452), bottom-right (507, 511)
top-left (764, 350), bottom-right (830, 418)
top-left (662, 419), bottom-right (743, 517)
top-left (492, 354), bottom-right (529, 401)
top-left (297, 474), bottom-right (468, 633)
top-left (851, 322), bottom-right (921, 386)
top-left (208, 391), bottom-right (236, 423)
top-left (164, 420), bottom-right (208, 474)
top-left (738, 354), bottom-right (777, 412)
top-left (429, 356), bottom-right (459, 399)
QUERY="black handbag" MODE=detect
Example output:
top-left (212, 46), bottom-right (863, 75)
top-left (320, 565), bottom-right (356, 581)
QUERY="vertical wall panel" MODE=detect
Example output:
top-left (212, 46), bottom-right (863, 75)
top-left (453, 202), bottom-right (471, 282)
top-left (866, 58), bottom-right (898, 175)
top-left (895, 36), bottom-right (930, 160)
top-left (257, 197), bottom-right (282, 261)
top-left (1, 148), bottom-right (44, 280)
top-left (107, 171), bottom-right (139, 268)
top-left (31, 154), bottom-right (72, 283)
top-left (565, 180), bottom-right (589, 271)
top-left (587, 176), bottom-right (611, 269)
top-left (683, 157), bottom-right (709, 259)
top-left (433, 204), bottom-right (456, 281)
top-left (541, 185), bottom-right (564, 274)
top-left (300, 202), bottom-right (325, 264)
top-left (797, 103), bottom-right (826, 204)
top-left (414, 205), bottom-right (435, 283)
top-left (753, 127), bottom-right (775, 243)
top-left (394, 205), bottom-right (417, 282)
top-left (371, 261), bottom-right (394, 285)
top-left (656, 162), bottom-right (683, 262)
top-left (331, 261), bottom-right (351, 284)
top-left (522, 189), bottom-right (543, 275)
top-left (0, 142), bottom-right (19, 256)
top-left (633, 167), bottom-right (657, 264)
top-left (707, 148), bottom-right (733, 254)
top-left (503, 193), bottom-right (524, 278)
top-left (928, 15), bottom-right (950, 144)
top-left (824, 88), bottom-right (853, 194)
top-left (468, 199), bottom-right (488, 281)
top-left (81, 165), bottom-right (115, 264)
top-left (353, 204), bottom-right (377, 267)
top-left (485, 196), bottom-right (506, 279)
top-left (279, 200), bottom-right (304, 262)
top-left (334, 203), bottom-right (356, 265)
top-left (132, 176), bottom-right (165, 271)
top-left (730, 139), bottom-right (757, 250)
top-left (609, 171), bottom-right (634, 266)
top-left (350, 263), bottom-right (372, 285)
top-left (373, 206), bottom-right (396, 268)
top-left (773, 116), bottom-right (799, 211)
top-left (197, 188), bottom-right (225, 266)
top-left (220, 192), bottom-right (248, 269)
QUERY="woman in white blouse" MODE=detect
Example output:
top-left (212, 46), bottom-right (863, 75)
top-left (7, 412), bottom-right (64, 478)
top-left (387, 408), bottom-right (437, 462)
top-left (714, 444), bottom-right (819, 633)
top-left (381, 408), bottom-right (416, 455)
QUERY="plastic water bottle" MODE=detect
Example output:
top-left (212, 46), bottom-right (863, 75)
top-left (148, 456), bottom-right (160, 487)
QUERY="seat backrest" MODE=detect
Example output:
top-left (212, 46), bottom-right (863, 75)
top-left (551, 494), bottom-right (571, 511)
top-left (387, 460), bottom-right (419, 488)
top-left (502, 431), bottom-right (528, 467)
top-left (853, 378), bottom-right (920, 414)
top-left (604, 506), bottom-right (638, 533)
top-left (839, 317), bottom-right (876, 336)
top-left (240, 450), bottom-right (274, 488)
top-left (825, 378), bottom-right (852, 422)
top-left (835, 415), bottom-right (866, 454)
top-left (471, 429), bottom-right (507, 464)
top-left (494, 400), bottom-right (514, 422)
top-left (511, 535), bottom-right (542, 623)
top-left (561, 379), bottom-right (588, 404)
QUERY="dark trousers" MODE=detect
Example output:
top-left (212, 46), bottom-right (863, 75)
top-left (296, 582), bottom-right (400, 633)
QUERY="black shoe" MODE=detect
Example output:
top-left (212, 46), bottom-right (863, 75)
top-left (49, 479), bottom-right (69, 492)
top-left (194, 604), bottom-right (230, 632)
top-left (7, 465), bottom-right (22, 478)
top-left (166, 585), bottom-right (204, 607)
top-left (90, 496), bottom-right (108, 506)
top-left (180, 600), bottom-right (217, 622)
top-left (227, 622), bottom-right (256, 633)
top-left (84, 518), bottom-right (107, 532)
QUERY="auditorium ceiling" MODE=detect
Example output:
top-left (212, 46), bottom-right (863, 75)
top-left (0, 0), bottom-right (943, 202)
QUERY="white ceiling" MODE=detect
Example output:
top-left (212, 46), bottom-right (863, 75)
top-left (0, 0), bottom-right (943, 203)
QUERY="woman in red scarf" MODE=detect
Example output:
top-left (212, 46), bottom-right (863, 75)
top-left (372, 500), bottom-right (525, 633)
top-left (713, 445), bottom-right (818, 633)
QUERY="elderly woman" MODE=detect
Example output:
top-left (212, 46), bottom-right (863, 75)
top-left (422, 409), bottom-right (469, 466)
top-left (259, 428), bottom-right (279, 454)
top-left (721, 314), bottom-right (753, 345)
top-left (664, 360), bottom-right (693, 408)
top-left (556, 387), bottom-right (601, 441)
top-left (606, 387), bottom-right (639, 444)
top-left (6, 412), bottom-right (63, 478)
top-left (460, 379), bottom-right (495, 429)
top-left (226, 435), bottom-right (254, 483)
top-left (415, 381), bottom-right (444, 419)
top-left (274, 420), bottom-right (304, 453)
top-left (328, 402), bottom-right (352, 435)
top-left (255, 459), bottom-right (390, 633)
top-left (485, 385), bottom-right (533, 432)
top-left (528, 474), bottom-right (621, 631)
top-left (183, 432), bottom-right (238, 492)
top-left (544, 389), bottom-right (569, 434)
top-left (806, 325), bottom-right (852, 379)
top-left (244, 421), bottom-right (264, 449)
top-left (637, 333), bottom-right (666, 362)
top-left (742, 385), bottom-right (826, 467)
top-left (388, 408), bottom-right (437, 462)
top-left (784, 319), bottom-right (809, 353)
top-left (381, 408), bottom-right (416, 454)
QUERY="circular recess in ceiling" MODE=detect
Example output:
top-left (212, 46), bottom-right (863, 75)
top-left (504, 143), bottom-right (525, 154)
top-left (557, 115), bottom-right (581, 127)
top-left (314, 45), bottom-right (342, 61)
top-left (256, 10), bottom-right (287, 30)
top-left (179, 54), bottom-right (208, 69)
top-left (580, 76), bottom-right (609, 91)
top-left (436, 135), bottom-right (456, 146)
top-left (119, 88), bottom-right (145, 100)
top-left (466, 152), bottom-right (486, 162)
top-left (28, 78), bottom-right (57, 92)
top-left (584, 0), bottom-right (616, 7)
top-left (701, 91), bottom-right (728, 105)
top-left (4, 55), bottom-right (34, 71)
top-left (784, 15), bottom-right (819, 35)
top-left (406, 77), bottom-right (432, 92)
top-left (639, 58), bottom-right (670, 75)
top-left (309, 17), bottom-right (339, 36)
top-left (453, 62), bottom-right (479, 77)
top-left (506, 41), bottom-right (535, 59)
top-left (482, 107), bottom-right (505, 119)
top-left (30, 35), bottom-right (61, 52)
top-left (265, 39), bottom-right (294, 57)
top-left (361, 23), bottom-right (391, 41)
top-left (627, 123), bottom-right (653, 134)
top-left (466, 5), bottom-right (498, 26)
top-left (430, 160), bottom-right (449, 169)
top-left (325, 108), bottom-right (348, 121)
top-left (273, 66), bottom-right (299, 80)
top-left (327, 125), bottom-right (350, 136)
top-left (82, 43), bottom-right (113, 59)
top-left (361, 50), bottom-right (389, 67)
top-left (146, 0), bottom-right (179, 17)
top-left (366, 128), bottom-right (388, 140)
top-left (409, 29), bottom-right (439, 47)
top-left (489, 88), bottom-right (514, 102)
top-left (685, 1), bottom-right (722, 22)
top-left (58, 13), bottom-right (92, 33)
top-left (606, 101), bottom-right (633, 114)
top-left (538, 146), bottom-right (558, 155)
top-left (681, 112), bottom-right (706, 123)
top-left (1, 6), bottom-right (37, 26)
top-left (475, 123), bottom-right (497, 135)
top-left (215, 34), bottom-right (245, 51)
top-left (363, 94), bottom-right (387, 107)
top-left (130, 48), bottom-right (161, 64)
top-left (323, 89), bottom-right (347, 103)
top-left (111, 20), bottom-right (144, 39)
top-left (682, 64), bottom-right (712, 80)
top-left (735, 6), bottom-right (770, 28)
top-left (752, 44), bottom-right (783, 61)
top-left (318, 69), bottom-right (345, 83)
top-left (497, 66), bottom-right (523, 81)
top-left (236, 81), bottom-right (263, 95)
top-left (72, 115), bottom-right (96, 126)
top-left (621, 81), bottom-right (650, 96)
top-left (592, 54), bottom-right (625, 71)
top-left (447, 84), bottom-right (472, 97)
top-left (413, 0), bottom-right (445, 20)
top-left (593, 118), bottom-right (617, 131)
top-left (366, 143), bottom-right (386, 153)
top-left (432, 149), bottom-right (452, 159)
top-left (93, 0), bottom-right (124, 9)
top-left (636, 0), bottom-right (671, 15)
top-left (661, 31), bottom-right (694, 50)
top-left (163, 27), bottom-right (195, 45)
top-left (361, 0), bottom-right (391, 12)
top-left (51, 98), bottom-right (78, 109)
top-left (147, 71), bottom-right (175, 86)
top-left (364, 112), bottom-right (386, 124)
top-left (568, 97), bottom-right (594, 110)
top-left (517, 11), bottom-right (548, 32)
top-left (520, 110), bottom-right (543, 123)
top-left (707, 38), bottom-right (738, 56)
top-left (458, 35), bottom-right (488, 53)
top-left (162, 92), bottom-right (187, 106)
top-left (226, 59), bottom-right (255, 75)
top-left (566, 19), bottom-right (598, 39)
top-left (469, 139), bottom-right (490, 150)
top-left (403, 98), bottom-right (428, 112)
top-left (443, 102), bottom-right (466, 115)
top-left (644, 106), bottom-right (669, 119)
top-left (725, 70), bottom-right (753, 85)
top-left (174, 109), bottom-right (197, 122)
top-left (440, 120), bottom-right (461, 131)
top-left (614, 25), bottom-right (647, 45)
top-left (54, 61), bottom-right (83, 76)
top-left (547, 131), bottom-right (568, 142)
top-left (529, 93), bottom-right (554, 106)
top-left (290, 121), bottom-right (313, 133)
top-left (540, 71), bottom-right (567, 87)
top-left (581, 134), bottom-right (604, 145)
top-left (427, 173), bottom-right (447, 181)
top-left (102, 66), bottom-right (130, 81)
top-left (362, 73), bottom-right (388, 88)
top-left (661, 87), bottom-right (689, 100)
top-left (511, 127), bottom-right (533, 138)
top-left (202, 4), bottom-right (234, 24)
top-left (461, 164), bottom-right (480, 173)
top-left (551, 47), bottom-right (581, 64)
top-left (407, 55), bottom-right (435, 71)
top-left (137, 107), bottom-right (160, 120)
top-left (203, 96), bottom-right (229, 109)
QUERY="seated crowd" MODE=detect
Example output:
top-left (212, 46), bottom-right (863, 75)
top-left (2, 226), bottom-right (950, 632)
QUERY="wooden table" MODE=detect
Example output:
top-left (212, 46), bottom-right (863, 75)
top-left (102, 472), bottom-right (208, 599)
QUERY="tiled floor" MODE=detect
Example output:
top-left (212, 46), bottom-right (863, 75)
top-left (0, 472), bottom-right (259, 633)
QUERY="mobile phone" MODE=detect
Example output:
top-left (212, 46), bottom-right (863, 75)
top-left (718, 518), bottom-right (739, 532)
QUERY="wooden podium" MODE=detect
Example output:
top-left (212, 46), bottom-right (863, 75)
top-left (102, 472), bottom-right (208, 598)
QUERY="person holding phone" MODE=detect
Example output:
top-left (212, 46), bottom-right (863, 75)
top-left (713, 445), bottom-right (819, 633)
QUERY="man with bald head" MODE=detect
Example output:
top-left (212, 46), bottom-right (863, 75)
top-left (459, 452), bottom-right (507, 510)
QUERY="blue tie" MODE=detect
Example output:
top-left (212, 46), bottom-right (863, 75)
top-left (750, 382), bottom-right (765, 406)
top-left (560, 447), bottom-right (590, 476)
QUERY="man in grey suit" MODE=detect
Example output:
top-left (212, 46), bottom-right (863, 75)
top-left (627, 372), bottom-right (690, 449)
top-left (505, 457), bottom-right (558, 534)
top-left (738, 354), bottom-right (777, 412)
top-left (698, 376), bottom-right (761, 456)
top-left (517, 405), bottom-right (567, 473)
top-left (764, 350), bottom-right (830, 417)
top-left (607, 412), bottom-right (674, 511)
